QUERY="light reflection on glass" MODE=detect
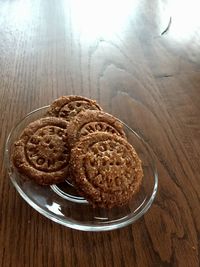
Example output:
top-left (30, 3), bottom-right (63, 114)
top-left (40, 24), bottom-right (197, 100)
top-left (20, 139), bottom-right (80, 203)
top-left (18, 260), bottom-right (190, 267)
top-left (46, 202), bottom-right (64, 216)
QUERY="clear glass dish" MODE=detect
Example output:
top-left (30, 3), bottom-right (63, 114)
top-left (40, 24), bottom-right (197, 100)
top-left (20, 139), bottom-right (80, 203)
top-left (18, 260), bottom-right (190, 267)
top-left (4, 106), bottom-right (158, 231)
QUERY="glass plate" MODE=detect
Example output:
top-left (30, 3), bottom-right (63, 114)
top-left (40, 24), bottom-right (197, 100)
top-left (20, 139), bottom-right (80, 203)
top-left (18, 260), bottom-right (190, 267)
top-left (4, 106), bottom-right (158, 231)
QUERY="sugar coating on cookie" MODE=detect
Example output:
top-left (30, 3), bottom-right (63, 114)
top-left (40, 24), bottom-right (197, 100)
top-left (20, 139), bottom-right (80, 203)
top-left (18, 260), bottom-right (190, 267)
top-left (12, 117), bottom-right (70, 185)
top-left (67, 110), bottom-right (126, 147)
top-left (47, 95), bottom-right (102, 122)
top-left (70, 132), bottom-right (143, 208)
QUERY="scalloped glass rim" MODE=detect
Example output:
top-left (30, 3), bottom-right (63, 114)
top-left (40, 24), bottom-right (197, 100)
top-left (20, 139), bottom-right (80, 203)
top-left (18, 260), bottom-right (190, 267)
top-left (4, 106), bottom-right (158, 231)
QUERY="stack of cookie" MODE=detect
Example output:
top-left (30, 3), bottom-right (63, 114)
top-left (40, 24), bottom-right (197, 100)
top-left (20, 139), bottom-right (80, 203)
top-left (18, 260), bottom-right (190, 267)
top-left (12, 96), bottom-right (143, 208)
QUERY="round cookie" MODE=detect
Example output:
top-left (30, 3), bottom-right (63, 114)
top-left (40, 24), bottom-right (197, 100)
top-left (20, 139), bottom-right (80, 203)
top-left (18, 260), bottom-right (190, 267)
top-left (70, 132), bottom-right (143, 208)
top-left (47, 95), bottom-right (102, 122)
top-left (12, 117), bottom-right (70, 185)
top-left (67, 110), bottom-right (126, 147)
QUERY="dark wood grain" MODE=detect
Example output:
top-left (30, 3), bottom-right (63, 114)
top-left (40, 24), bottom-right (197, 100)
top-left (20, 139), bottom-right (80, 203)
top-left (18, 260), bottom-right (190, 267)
top-left (0, 0), bottom-right (199, 266)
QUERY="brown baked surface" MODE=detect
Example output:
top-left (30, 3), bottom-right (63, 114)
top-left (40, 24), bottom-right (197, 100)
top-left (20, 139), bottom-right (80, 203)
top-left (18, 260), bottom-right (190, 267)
top-left (47, 95), bottom-right (102, 121)
top-left (70, 132), bottom-right (143, 208)
top-left (67, 110), bottom-right (126, 147)
top-left (12, 117), bottom-right (70, 185)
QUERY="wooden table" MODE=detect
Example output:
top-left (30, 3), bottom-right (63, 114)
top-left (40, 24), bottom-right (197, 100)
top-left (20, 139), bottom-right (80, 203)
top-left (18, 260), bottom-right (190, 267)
top-left (0, 0), bottom-right (199, 266)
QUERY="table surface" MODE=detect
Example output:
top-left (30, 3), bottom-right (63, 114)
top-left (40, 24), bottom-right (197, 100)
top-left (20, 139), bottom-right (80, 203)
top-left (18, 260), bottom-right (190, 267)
top-left (0, 0), bottom-right (199, 266)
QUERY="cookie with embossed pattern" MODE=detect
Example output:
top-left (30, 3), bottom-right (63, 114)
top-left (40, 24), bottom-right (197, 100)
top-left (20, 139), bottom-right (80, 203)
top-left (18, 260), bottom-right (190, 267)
top-left (47, 95), bottom-right (102, 122)
top-left (12, 117), bottom-right (70, 185)
top-left (67, 110), bottom-right (126, 147)
top-left (70, 132), bottom-right (143, 208)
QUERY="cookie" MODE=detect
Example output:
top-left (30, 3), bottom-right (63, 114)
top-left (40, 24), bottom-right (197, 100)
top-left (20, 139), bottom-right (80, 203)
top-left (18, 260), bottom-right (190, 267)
top-left (70, 132), bottom-right (143, 208)
top-left (67, 110), bottom-right (126, 147)
top-left (12, 117), bottom-right (70, 185)
top-left (47, 95), bottom-right (102, 122)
